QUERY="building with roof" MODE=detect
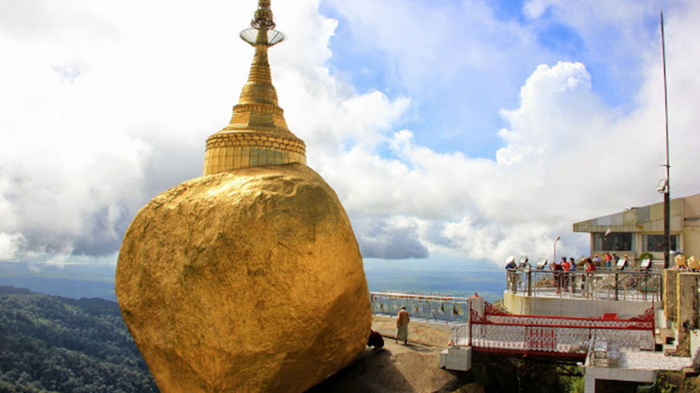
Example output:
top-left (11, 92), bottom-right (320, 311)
top-left (573, 193), bottom-right (700, 265)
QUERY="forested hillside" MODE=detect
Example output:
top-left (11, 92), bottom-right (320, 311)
top-left (0, 287), bottom-right (157, 393)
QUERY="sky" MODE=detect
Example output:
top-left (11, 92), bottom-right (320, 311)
top-left (1, 0), bottom-right (699, 272)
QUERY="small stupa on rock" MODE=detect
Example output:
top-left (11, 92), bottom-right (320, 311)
top-left (115, 1), bottom-right (372, 392)
top-left (203, 0), bottom-right (306, 174)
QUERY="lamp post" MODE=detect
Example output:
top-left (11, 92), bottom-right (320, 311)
top-left (554, 236), bottom-right (561, 266)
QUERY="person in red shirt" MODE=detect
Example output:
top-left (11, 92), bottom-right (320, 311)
top-left (605, 252), bottom-right (612, 269)
top-left (583, 258), bottom-right (596, 292)
top-left (586, 258), bottom-right (597, 271)
top-left (561, 257), bottom-right (571, 290)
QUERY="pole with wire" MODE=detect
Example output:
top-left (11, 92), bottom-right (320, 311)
top-left (660, 10), bottom-right (671, 269)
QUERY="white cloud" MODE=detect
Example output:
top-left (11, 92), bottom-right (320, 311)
top-left (523, 0), bottom-right (562, 19)
top-left (0, 233), bottom-right (26, 260)
top-left (313, 32), bottom-right (700, 267)
top-left (1, 0), bottom-right (699, 270)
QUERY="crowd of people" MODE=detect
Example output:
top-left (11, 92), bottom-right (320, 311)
top-left (504, 252), bottom-right (637, 294)
top-left (548, 256), bottom-right (604, 293)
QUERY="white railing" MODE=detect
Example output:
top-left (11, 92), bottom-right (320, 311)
top-left (506, 269), bottom-right (663, 302)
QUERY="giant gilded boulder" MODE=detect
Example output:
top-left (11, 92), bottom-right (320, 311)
top-left (115, 1), bottom-right (372, 391)
top-left (116, 163), bottom-right (371, 392)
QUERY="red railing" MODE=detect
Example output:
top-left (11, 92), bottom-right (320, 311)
top-left (450, 302), bottom-right (655, 357)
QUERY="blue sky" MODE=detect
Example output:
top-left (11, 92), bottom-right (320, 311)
top-left (1, 0), bottom-right (699, 271)
top-left (317, 0), bottom-right (662, 157)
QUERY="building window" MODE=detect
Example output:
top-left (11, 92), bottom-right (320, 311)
top-left (594, 232), bottom-right (633, 251)
top-left (644, 235), bottom-right (679, 252)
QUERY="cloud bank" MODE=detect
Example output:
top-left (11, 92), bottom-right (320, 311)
top-left (1, 0), bottom-right (699, 268)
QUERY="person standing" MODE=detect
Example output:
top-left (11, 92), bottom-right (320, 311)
top-left (593, 254), bottom-right (601, 267)
top-left (552, 258), bottom-right (563, 294)
top-left (605, 252), bottom-right (612, 269)
top-left (585, 258), bottom-right (597, 272)
top-left (562, 257), bottom-right (571, 291)
top-left (583, 257), bottom-right (596, 293)
top-left (505, 256), bottom-right (517, 292)
top-left (569, 257), bottom-right (577, 292)
top-left (396, 306), bottom-right (410, 344)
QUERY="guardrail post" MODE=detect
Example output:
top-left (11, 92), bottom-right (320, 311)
top-left (615, 272), bottom-right (619, 301)
top-left (527, 270), bottom-right (532, 296)
top-left (468, 300), bottom-right (472, 346)
top-left (525, 325), bottom-right (529, 351)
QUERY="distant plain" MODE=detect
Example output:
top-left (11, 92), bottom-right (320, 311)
top-left (0, 260), bottom-right (506, 303)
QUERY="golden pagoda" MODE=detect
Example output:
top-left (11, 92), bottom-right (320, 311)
top-left (117, 2), bottom-right (371, 391)
top-left (203, 0), bottom-right (306, 175)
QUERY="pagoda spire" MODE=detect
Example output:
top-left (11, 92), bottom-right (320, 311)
top-left (203, 0), bottom-right (306, 175)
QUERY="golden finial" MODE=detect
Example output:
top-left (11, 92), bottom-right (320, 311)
top-left (240, 0), bottom-right (285, 47)
top-left (203, 0), bottom-right (305, 175)
top-left (252, 0), bottom-right (275, 30)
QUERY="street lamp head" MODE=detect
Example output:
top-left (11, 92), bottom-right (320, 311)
top-left (657, 179), bottom-right (668, 193)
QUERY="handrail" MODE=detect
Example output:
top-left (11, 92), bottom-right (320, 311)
top-left (370, 292), bottom-right (471, 301)
top-left (505, 268), bottom-right (663, 302)
top-left (470, 321), bottom-right (653, 331)
top-left (369, 291), bottom-right (474, 323)
top-left (461, 303), bottom-right (655, 353)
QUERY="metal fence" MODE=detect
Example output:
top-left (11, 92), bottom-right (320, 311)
top-left (370, 292), bottom-right (474, 323)
top-left (506, 269), bottom-right (663, 302)
top-left (451, 302), bottom-right (655, 356)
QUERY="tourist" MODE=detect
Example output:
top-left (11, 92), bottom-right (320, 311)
top-left (396, 306), bottom-right (410, 345)
top-left (505, 256), bottom-right (517, 292)
top-left (505, 256), bottom-right (516, 270)
top-left (367, 330), bottom-right (384, 351)
top-left (562, 257), bottom-right (572, 291)
top-left (605, 252), bottom-right (612, 269)
top-left (583, 258), bottom-right (596, 292)
top-left (585, 258), bottom-right (597, 272)
top-left (612, 253), bottom-right (620, 269)
top-left (593, 254), bottom-right (601, 267)
top-left (569, 257), bottom-right (577, 292)
top-left (552, 258), bottom-right (563, 294)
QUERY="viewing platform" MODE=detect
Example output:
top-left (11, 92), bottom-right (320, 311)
top-left (503, 268), bottom-right (662, 319)
top-left (369, 268), bottom-right (700, 392)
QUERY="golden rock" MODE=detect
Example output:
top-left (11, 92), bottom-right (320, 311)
top-left (116, 163), bottom-right (371, 392)
top-left (117, 2), bottom-right (371, 390)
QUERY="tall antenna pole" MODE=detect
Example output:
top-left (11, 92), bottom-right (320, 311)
top-left (660, 10), bottom-right (671, 268)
